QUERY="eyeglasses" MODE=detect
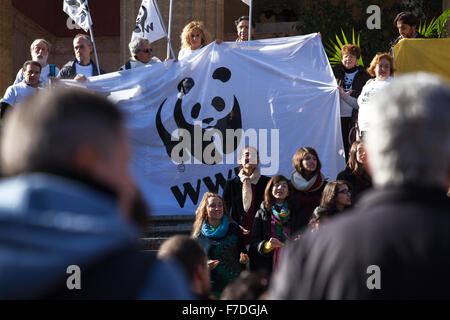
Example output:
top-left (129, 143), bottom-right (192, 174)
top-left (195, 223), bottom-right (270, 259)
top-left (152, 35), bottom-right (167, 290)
top-left (337, 189), bottom-right (351, 194)
top-left (377, 64), bottom-right (390, 69)
top-left (139, 49), bottom-right (152, 53)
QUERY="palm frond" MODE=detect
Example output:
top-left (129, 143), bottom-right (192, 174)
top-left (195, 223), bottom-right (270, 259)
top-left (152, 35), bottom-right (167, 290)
top-left (324, 28), bottom-right (364, 67)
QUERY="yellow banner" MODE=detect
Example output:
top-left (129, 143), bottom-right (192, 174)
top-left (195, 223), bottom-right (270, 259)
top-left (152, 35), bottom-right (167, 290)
top-left (393, 38), bottom-right (450, 83)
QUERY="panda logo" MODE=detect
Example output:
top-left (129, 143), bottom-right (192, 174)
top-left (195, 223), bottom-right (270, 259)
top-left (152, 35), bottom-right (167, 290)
top-left (156, 67), bottom-right (242, 165)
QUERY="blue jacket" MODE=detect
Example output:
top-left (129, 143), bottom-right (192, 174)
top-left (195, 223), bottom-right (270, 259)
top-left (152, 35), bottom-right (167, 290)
top-left (0, 173), bottom-right (192, 299)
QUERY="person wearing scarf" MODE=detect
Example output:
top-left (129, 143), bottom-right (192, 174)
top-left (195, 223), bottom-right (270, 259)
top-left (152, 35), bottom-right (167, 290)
top-left (290, 147), bottom-right (327, 223)
top-left (250, 175), bottom-right (306, 276)
top-left (223, 147), bottom-right (270, 271)
top-left (333, 44), bottom-right (371, 162)
top-left (192, 192), bottom-right (249, 298)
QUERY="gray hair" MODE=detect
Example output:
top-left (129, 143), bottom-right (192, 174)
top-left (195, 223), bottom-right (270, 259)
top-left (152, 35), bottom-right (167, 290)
top-left (0, 88), bottom-right (123, 176)
top-left (366, 72), bottom-right (450, 188)
top-left (30, 39), bottom-right (51, 55)
top-left (128, 37), bottom-right (150, 61)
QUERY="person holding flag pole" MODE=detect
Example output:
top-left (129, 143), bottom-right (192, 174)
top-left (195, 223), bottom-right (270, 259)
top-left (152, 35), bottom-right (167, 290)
top-left (241, 0), bottom-right (253, 41)
top-left (62, 0), bottom-right (101, 76)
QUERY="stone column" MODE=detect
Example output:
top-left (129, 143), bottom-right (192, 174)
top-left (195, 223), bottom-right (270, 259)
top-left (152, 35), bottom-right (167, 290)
top-left (120, 0), bottom-right (141, 64)
top-left (0, 0), bottom-right (14, 96)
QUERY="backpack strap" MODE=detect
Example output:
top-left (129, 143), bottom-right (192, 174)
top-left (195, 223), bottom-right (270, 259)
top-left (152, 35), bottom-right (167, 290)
top-left (49, 64), bottom-right (56, 77)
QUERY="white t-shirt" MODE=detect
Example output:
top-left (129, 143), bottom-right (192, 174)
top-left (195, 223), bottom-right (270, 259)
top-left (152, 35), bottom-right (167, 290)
top-left (357, 77), bottom-right (393, 131)
top-left (14, 64), bottom-right (60, 87)
top-left (2, 81), bottom-right (38, 107)
top-left (75, 62), bottom-right (94, 78)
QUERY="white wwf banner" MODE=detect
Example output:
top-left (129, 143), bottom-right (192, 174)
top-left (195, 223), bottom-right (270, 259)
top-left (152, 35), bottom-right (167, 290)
top-left (63, 0), bottom-right (92, 32)
top-left (131, 0), bottom-right (166, 43)
top-left (67, 34), bottom-right (344, 215)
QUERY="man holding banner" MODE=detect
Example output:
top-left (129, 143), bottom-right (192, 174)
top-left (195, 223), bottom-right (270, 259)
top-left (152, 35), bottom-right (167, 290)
top-left (57, 34), bottom-right (105, 81)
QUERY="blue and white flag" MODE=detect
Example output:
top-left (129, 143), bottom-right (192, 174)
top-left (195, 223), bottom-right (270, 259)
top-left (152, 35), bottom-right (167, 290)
top-left (132, 0), bottom-right (166, 43)
top-left (61, 34), bottom-right (344, 215)
top-left (241, 0), bottom-right (251, 5)
top-left (63, 0), bottom-right (92, 32)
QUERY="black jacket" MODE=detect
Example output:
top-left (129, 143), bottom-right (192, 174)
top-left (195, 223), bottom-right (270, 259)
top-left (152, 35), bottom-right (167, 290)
top-left (337, 167), bottom-right (372, 205)
top-left (250, 201), bottom-right (308, 276)
top-left (223, 175), bottom-right (271, 225)
top-left (270, 185), bottom-right (450, 299)
top-left (332, 64), bottom-right (371, 99)
top-left (57, 59), bottom-right (105, 79)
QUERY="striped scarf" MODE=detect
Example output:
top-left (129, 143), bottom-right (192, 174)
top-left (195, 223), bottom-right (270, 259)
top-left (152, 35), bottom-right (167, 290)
top-left (270, 201), bottom-right (291, 242)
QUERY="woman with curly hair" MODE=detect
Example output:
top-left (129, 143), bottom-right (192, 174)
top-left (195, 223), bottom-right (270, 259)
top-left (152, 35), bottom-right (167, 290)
top-left (178, 20), bottom-right (210, 60)
top-left (192, 192), bottom-right (249, 298)
top-left (337, 140), bottom-right (372, 204)
top-left (333, 44), bottom-right (371, 161)
top-left (357, 53), bottom-right (394, 139)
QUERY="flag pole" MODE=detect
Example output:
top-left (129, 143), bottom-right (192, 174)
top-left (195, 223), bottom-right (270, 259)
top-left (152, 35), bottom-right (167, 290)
top-left (152, 0), bottom-right (176, 60)
top-left (85, 0), bottom-right (101, 74)
top-left (248, 0), bottom-right (252, 41)
top-left (166, 0), bottom-right (173, 59)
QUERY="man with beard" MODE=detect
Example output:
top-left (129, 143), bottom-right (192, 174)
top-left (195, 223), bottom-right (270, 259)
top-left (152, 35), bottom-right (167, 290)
top-left (13, 39), bottom-right (59, 87)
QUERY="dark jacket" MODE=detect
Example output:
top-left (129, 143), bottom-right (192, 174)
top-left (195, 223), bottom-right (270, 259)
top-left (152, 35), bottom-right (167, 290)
top-left (196, 221), bottom-right (247, 298)
top-left (250, 201), bottom-right (308, 276)
top-left (337, 166), bottom-right (372, 205)
top-left (332, 64), bottom-right (371, 100)
top-left (293, 182), bottom-right (326, 223)
top-left (270, 185), bottom-right (450, 299)
top-left (223, 175), bottom-right (271, 226)
top-left (0, 173), bottom-right (192, 299)
top-left (57, 59), bottom-right (105, 79)
top-left (311, 205), bottom-right (340, 222)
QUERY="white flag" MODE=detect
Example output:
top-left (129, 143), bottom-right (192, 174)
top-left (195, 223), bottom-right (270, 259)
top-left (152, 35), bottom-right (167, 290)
top-left (132, 0), bottom-right (166, 43)
top-left (63, 0), bottom-right (92, 33)
top-left (241, 0), bottom-right (251, 5)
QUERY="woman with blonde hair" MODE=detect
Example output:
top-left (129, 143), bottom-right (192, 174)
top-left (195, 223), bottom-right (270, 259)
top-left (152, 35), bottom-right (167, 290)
top-left (178, 20), bottom-right (210, 60)
top-left (192, 192), bottom-right (249, 298)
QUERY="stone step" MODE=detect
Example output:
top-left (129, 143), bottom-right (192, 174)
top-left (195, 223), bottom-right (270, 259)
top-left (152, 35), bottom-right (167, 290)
top-left (139, 237), bottom-right (169, 251)
top-left (140, 214), bottom-right (196, 251)
top-left (144, 214), bottom-right (195, 238)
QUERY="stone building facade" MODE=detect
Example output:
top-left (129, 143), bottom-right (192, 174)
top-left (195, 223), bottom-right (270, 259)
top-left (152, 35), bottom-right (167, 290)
top-left (1, 0), bottom-right (448, 96)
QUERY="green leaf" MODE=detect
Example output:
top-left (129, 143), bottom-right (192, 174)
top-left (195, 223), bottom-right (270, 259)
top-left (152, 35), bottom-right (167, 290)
top-left (325, 28), bottom-right (365, 68)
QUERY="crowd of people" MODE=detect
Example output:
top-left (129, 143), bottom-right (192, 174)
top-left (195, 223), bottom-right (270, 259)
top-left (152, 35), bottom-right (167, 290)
top-left (0, 10), bottom-right (449, 300)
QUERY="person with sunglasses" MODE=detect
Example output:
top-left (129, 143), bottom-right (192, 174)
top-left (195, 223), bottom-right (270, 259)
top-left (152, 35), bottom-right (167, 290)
top-left (309, 180), bottom-right (352, 231)
top-left (119, 37), bottom-right (161, 71)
